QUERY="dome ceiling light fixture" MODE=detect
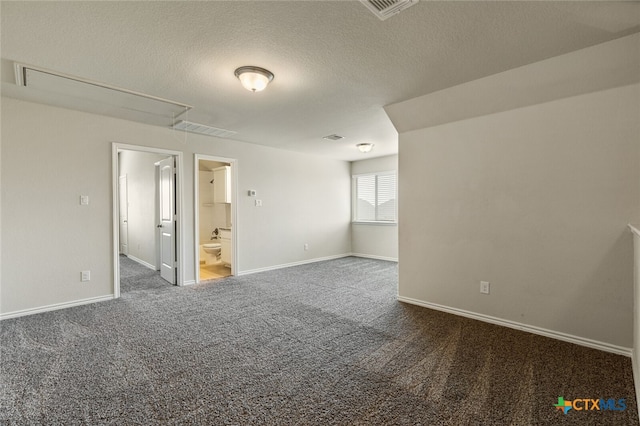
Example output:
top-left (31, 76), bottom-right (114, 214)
top-left (234, 66), bottom-right (274, 92)
top-left (357, 143), bottom-right (374, 153)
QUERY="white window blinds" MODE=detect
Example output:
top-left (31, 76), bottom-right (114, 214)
top-left (353, 172), bottom-right (397, 223)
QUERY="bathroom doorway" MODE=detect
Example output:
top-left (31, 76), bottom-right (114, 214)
top-left (194, 154), bottom-right (238, 282)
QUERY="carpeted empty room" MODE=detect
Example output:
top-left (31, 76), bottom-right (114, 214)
top-left (1, 257), bottom-right (637, 424)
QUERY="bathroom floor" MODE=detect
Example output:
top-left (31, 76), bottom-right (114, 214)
top-left (200, 262), bottom-right (231, 281)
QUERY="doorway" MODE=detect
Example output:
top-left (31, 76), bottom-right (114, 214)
top-left (112, 143), bottom-right (184, 298)
top-left (194, 154), bottom-right (238, 282)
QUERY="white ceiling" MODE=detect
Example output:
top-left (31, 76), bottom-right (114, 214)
top-left (1, 1), bottom-right (639, 161)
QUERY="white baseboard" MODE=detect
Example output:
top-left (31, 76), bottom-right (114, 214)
top-left (351, 253), bottom-right (398, 262)
top-left (238, 254), bottom-right (352, 276)
top-left (127, 255), bottom-right (156, 271)
top-left (0, 295), bottom-right (115, 320)
top-left (397, 296), bottom-right (632, 357)
top-left (182, 280), bottom-right (196, 286)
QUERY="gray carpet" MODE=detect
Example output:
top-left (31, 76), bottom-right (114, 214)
top-left (119, 255), bottom-right (170, 293)
top-left (1, 256), bottom-right (637, 425)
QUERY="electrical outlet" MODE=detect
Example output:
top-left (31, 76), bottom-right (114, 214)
top-left (81, 271), bottom-right (91, 282)
top-left (480, 281), bottom-right (490, 294)
top-left (304, 243), bottom-right (309, 251)
top-left (80, 195), bottom-right (89, 205)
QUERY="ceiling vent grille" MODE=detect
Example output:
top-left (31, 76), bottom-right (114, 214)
top-left (360, 0), bottom-right (418, 21)
top-left (173, 120), bottom-right (236, 138)
top-left (323, 134), bottom-right (344, 141)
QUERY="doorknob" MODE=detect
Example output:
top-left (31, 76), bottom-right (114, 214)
top-left (157, 224), bottom-right (163, 228)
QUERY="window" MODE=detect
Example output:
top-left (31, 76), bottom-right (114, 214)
top-left (352, 171), bottom-right (397, 223)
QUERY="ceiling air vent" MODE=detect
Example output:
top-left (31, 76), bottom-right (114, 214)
top-left (323, 134), bottom-right (344, 141)
top-left (360, 0), bottom-right (418, 21)
top-left (173, 120), bottom-right (236, 138)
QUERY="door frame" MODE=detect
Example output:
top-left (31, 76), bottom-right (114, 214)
top-left (112, 143), bottom-right (185, 298)
top-left (118, 174), bottom-right (129, 256)
top-left (194, 153), bottom-right (238, 282)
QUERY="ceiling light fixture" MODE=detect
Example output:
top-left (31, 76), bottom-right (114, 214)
top-left (357, 143), bottom-right (374, 153)
top-left (234, 66), bottom-right (274, 92)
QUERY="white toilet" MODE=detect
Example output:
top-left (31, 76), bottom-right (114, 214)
top-left (203, 243), bottom-right (221, 263)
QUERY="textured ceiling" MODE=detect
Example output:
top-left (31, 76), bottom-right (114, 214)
top-left (1, 1), bottom-right (639, 161)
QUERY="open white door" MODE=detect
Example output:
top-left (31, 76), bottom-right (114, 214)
top-left (158, 157), bottom-right (176, 285)
top-left (118, 175), bottom-right (129, 255)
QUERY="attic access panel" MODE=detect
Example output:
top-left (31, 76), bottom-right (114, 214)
top-left (15, 64), bottom-right (191, 127)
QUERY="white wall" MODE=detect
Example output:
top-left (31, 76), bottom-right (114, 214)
top-left (198, 161), bottom-right (231, 246)
top-left (199, 171), bottom-right (215, 243)
top-left (385, 33), bottom-right (640, 135)
top-left (387, 34), bottom-right (640, 352)
top-left (395, 83), bottom-right (639, 350)
top-left (351, 155), bottom-right (398, 261)
top-left (0, 98), bottom-right (351, 315)
top-left (118, 150), bottom-right (169, 268)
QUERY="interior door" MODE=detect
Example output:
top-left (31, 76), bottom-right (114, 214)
top-left (158, 157), bottom-right (176, 284)
top-left (118, 175), bottom-right (129, 255)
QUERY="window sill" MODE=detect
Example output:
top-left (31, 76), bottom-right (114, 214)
top-left (352, 221), bottom-right (397, 226)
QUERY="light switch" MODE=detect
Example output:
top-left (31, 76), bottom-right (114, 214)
top-left (80, 195), bottom-right (89, 205)
top-left (255, 199), bottom-right (262, 207)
